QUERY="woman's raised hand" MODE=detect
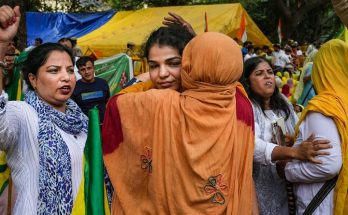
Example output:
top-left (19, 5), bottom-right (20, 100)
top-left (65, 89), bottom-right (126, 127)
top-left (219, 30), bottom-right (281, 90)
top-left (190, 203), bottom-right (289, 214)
top-left (0, 5), bottom-right (20, 91)
top-left (294, 133), bottom-right (332, 164)
top-left (0, 5), bottom-right (21, 44)
top-left (163, 12), bottom-right (196, 37)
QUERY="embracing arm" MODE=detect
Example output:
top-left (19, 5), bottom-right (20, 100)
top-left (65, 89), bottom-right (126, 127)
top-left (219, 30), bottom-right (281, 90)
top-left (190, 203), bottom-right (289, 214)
top-left (118, 80), bottom-right (154, 94)
top-left (271, 134), bottom-right (330, 163)
top-left (285, 112), bottom-right (342, 183)
top-left (253, 121), bottom-right (277, 165)
top-left (163, 12), bottom-right (197, 37)
top-left (254, 118), bottom-right (331, 165)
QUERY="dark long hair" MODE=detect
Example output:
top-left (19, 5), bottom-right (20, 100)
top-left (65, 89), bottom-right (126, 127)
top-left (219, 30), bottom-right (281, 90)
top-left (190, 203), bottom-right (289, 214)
top-left (22, 43), bottom-right (74, 90)
top-left (143, 24), bottom-right (194, 59)
top-left (241, 57), bottom-right (291, 119)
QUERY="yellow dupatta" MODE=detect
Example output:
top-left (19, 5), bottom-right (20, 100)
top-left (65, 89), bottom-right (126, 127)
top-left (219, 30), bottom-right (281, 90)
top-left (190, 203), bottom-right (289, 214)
top-left (295, 39), bottom-right (348, 215)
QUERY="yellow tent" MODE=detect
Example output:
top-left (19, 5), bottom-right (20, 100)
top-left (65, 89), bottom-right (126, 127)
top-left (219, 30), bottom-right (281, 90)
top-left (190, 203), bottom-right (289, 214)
top-left (78, 3), bottom-right (272, 58)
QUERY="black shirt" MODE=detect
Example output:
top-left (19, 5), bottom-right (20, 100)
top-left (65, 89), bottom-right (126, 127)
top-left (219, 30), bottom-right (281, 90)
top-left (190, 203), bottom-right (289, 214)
top-left (71, 77), bottom-right (110, 123)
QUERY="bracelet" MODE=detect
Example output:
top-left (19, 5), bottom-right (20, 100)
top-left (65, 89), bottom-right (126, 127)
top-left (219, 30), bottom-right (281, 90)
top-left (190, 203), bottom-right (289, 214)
top-left (0, 61), bottom-right (8, 78)
top-left (0, 61), bottom-right (6, 69)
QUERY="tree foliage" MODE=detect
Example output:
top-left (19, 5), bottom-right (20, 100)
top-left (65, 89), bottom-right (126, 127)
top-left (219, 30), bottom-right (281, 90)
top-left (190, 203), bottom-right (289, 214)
top-left (0, 0), bottom-right (342, 49)
top-left (270, 0), bottom-right (341, 43)
top-left (37, 0), bottom-right (110, 12)
top-left (107, 0), bottom-right (341, 44)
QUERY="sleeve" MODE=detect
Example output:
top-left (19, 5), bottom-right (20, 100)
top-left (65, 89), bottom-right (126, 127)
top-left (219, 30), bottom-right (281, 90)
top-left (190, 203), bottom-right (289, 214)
top-left (285, 112), bottom-right (342, 183)
top-left (253, 120), bottom-right (277, 165)
top-left (118, 81), bottom-right (154, 95)
top-left (0, 91), bottom-right (21, 151)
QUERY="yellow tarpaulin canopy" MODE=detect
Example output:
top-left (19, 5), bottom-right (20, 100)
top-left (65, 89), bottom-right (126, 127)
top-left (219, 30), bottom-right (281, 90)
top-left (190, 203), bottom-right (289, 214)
top-left (78, 3), bottom-right (272, 58)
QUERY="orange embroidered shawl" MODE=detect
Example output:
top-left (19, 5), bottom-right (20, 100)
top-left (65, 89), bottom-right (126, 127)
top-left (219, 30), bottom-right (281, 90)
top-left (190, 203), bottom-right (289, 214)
top-left (103, 32), bottom-right (254, 214)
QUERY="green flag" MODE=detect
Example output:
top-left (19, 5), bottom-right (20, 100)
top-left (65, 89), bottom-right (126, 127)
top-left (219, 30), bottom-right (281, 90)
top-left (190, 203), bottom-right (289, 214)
top-left (5, 51), bottom-right (28, 101)
top-left (84, 107), bottom-right (109, 215)
top-left (94, 53), bottom-right (133, 96)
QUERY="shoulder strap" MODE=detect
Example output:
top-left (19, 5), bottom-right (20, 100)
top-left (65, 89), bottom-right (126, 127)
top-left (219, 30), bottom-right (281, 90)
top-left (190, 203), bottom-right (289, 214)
top-left (303, 175), bottom-right (338, 215)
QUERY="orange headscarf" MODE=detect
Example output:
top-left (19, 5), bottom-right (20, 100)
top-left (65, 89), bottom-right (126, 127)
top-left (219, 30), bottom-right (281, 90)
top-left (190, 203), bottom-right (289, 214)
top-left (103, 32), bottom-right (254, 214)
top-left (295, 39), bottom-right (348, 215)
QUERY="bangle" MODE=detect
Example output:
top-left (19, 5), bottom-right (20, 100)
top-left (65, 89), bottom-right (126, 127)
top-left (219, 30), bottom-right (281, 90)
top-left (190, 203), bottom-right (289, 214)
top-left (0, 61), bottom-right (8, 78)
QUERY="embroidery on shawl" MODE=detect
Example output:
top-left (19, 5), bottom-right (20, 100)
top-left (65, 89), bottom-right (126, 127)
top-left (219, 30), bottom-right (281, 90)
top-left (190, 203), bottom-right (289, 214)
top-left (140, 146), bottom-right (152, 174)
top-left (204, 174), bottom-right (227, 205)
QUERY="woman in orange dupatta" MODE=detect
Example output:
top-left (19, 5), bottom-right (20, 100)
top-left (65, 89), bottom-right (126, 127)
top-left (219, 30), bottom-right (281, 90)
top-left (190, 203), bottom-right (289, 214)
top-left (102, 32), bottom-right (255, 214)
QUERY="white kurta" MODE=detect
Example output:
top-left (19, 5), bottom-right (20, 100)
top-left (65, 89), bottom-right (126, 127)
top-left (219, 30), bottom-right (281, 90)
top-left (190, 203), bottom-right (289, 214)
top-left (0, 91), bottom-right (87, 215)
top-left (253, 110), bottom-right (278, 165)
top-left (285, 112), bottom-right (342, 215)
top-left (253, 110), bottom-right (289, 215)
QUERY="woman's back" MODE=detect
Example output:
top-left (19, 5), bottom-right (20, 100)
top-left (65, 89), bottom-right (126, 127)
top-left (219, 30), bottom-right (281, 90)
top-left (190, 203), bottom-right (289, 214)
top-left (103, 32), bottom-right (255, 214)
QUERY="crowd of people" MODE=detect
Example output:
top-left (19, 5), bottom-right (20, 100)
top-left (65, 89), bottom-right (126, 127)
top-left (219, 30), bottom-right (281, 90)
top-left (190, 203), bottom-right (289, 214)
top-left (0, 2), bottom-right (347, 215)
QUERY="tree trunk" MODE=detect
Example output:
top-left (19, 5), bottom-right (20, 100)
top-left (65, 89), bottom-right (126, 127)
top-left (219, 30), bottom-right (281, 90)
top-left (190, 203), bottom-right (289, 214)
top-left (273, 0), bottom-right (329, 41)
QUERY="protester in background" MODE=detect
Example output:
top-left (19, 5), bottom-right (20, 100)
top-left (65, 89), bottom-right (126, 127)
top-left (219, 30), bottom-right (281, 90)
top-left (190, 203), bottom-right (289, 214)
top-left (71, 56), bottom-right (109, 124)
top-left (0, 6), bottom-right (89, 214)
top-left (241, 56), bottom-right (331, 215)
top-left (284, 47), bottom-right (295, 75)
top-left (244, 44), bottom-right (257, 61)
top-left (296, 51), bottom-right (317, 106)
top-left (35, 37), bottom-right (42, 46)
top-left (284, 39), bottom-right (348, 215)
top-left (6, 36), bottom-right (20, 55)
top-left (70, 37), bottom-right (83, 57)
top-left (293, 104), bottom-right (304, 118)
top-left (103, 32), bottom-right (256, 215)
top-left (241, 41), bottom-right (252, 58)
top-left (3, 46), bottom-right (18, 99)
top-left (295, 42), bottom-right (304, 67)
top-left (304, 41), bottom-right (320, 65)
top-left (58, 37), bottom-right (82, 80)
top-left (125, 42), bottom-right (136, 57)
top-left (290, 41), bottom-right (299, 69)
top-left (24, 37), bottom-right (42, 52)
top-left (272, 44), bottom-right (291, 73)
top-left (58, 37), bottom-right (73, 49)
